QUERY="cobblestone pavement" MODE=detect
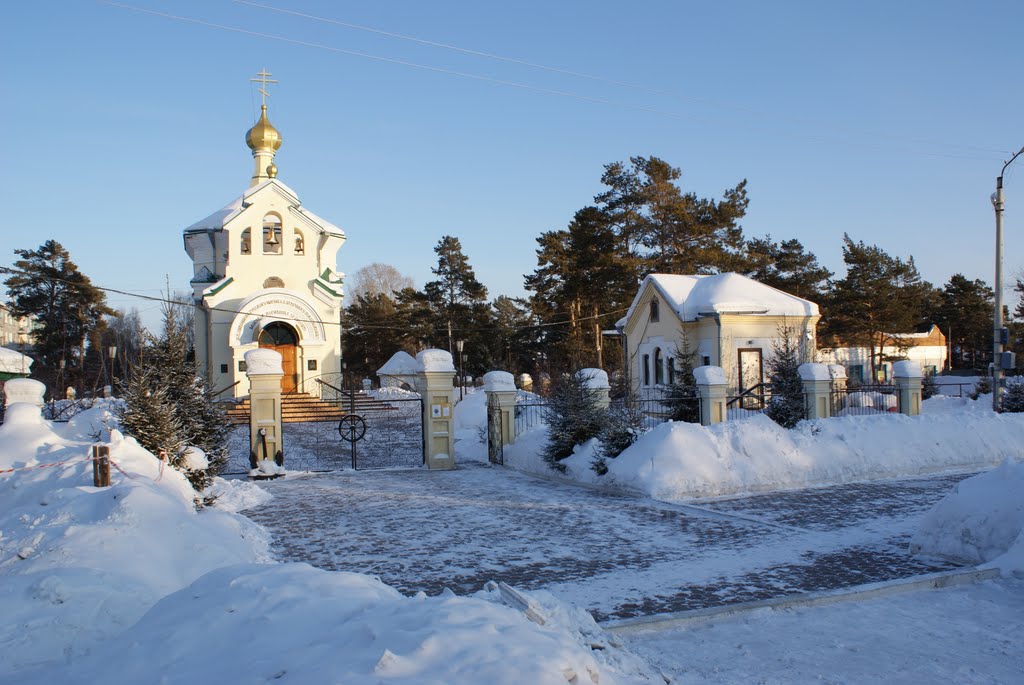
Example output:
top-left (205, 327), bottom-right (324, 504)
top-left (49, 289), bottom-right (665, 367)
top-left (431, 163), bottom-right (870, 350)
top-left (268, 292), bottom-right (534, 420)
top-left (240, 465), bottom-right (970, 621)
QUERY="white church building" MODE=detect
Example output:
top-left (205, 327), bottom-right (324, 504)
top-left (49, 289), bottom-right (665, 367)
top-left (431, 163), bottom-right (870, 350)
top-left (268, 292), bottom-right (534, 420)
top-left (183, 82), bottom-right (345, 397)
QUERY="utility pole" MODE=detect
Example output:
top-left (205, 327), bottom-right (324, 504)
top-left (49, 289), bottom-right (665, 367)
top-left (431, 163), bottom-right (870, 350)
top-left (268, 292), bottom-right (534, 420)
top-left (992, 146), bottom-right (1024, 411)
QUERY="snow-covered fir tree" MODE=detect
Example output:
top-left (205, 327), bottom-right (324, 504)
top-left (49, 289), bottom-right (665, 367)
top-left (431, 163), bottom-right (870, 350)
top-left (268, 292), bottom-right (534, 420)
top-left (921, 370), bottom-right (938, 400)
top-left (592, 403), bottom-right (645, 474)
top-left (765, 328), bottom-right (806, 429)
top-left (543, 370), bottom-right (607, 472)
top-left (663, 334), bottom-right (700, 423)
top-left (970, 376), bottom-right (992, 400)
top-left (1000, 381), bottom-right (1024, 413)
top-left (117, 302), bottom-right (228, 492)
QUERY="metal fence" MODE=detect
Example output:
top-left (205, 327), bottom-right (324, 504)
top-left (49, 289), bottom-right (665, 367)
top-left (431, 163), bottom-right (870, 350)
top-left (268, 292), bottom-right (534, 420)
top-left (513, 388), bottom-right (704, 436)
top-left (831, 385), bottom-right (900, 417)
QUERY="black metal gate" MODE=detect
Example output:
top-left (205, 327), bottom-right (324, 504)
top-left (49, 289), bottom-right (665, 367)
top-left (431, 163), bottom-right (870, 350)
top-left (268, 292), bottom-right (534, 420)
top-left (486, 393), bottom-right (503, 465)
top-left (222, 395), bottom-right (424, 474)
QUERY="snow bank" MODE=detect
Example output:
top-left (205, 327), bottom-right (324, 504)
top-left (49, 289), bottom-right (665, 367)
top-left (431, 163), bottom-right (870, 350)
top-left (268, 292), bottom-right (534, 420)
top-left (503, 397), bottom-right (1024, 500)
top-left (243, 347), bottom-right (282, 375)
top-left (14, 565), bottom-right (651, 685)
top-left (580, 368), bottom-right (610, 389)
top-left (0, 405), bottom-right (271, 674)
top-left (911, 458), bottom-right (1024, 575)
top-left (417, 348), bottom-right (455, 373)
top-left (483, 370), bottom-right (516, 391)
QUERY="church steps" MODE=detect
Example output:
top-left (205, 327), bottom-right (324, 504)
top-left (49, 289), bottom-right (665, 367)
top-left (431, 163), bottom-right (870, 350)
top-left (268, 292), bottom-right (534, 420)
top-left (221, 392), bottom-right (399, 425)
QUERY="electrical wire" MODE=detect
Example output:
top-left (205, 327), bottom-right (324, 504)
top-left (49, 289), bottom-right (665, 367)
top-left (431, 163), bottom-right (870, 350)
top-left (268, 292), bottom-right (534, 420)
top-left (99, 1), bottom-right (1007, 162)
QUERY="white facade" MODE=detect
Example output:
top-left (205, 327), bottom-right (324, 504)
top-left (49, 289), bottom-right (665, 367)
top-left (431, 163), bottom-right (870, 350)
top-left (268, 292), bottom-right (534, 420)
top-left (183, 103), bottom-right (345, 398)
top-left (818, 325), bottom-right (948, 383)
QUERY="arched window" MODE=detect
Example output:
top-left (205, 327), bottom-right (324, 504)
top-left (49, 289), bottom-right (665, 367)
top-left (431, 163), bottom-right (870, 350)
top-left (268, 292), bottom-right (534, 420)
top-left (262, 215), bottom-right (282, 254)
top-left (293, 229), bottom-right (305, 255)
top-left (654, 348), bottom-right (664, 385)
top-left (649, 299), bottom-right (660, 322)
top-left (642, 354), bottom-right (651, 386)
top-left (240, 228), bottom-right (251, 255)
top-left (667, 356), bottom-right (676, 385)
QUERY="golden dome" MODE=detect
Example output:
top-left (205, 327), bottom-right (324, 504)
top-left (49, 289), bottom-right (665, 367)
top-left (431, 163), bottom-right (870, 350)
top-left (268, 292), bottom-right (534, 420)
top-left (245, 105), bottom-right (282, 152)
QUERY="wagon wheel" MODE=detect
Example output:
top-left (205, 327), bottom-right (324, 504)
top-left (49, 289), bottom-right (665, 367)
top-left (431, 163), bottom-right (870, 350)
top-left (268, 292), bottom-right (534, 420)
top-left (337, 414), bottom-right (367, 443)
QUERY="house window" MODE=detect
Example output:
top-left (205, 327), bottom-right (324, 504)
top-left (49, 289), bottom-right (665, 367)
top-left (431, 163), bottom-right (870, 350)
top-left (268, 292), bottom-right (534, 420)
top-left (642, 354), bottom-right (651, 386)
top-left (262, 214), bottom-right (283, 254)
top-left (654, 348), bottom-right (664, 385)
top-left (849, 365), bottom-right (864, 383)
top-left (649, 300), bottom-right (659, 322)
top-left (667, 357), bottom-right (676, 384)
top-left (220, 364), bottom-right (228, 373)
top-left (702, 355), bottom-right (711, 367)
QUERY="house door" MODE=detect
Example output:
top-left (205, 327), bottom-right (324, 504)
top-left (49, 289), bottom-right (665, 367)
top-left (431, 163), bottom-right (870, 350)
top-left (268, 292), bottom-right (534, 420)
top-left (737, 348), bottom-right (763, 407)
top-left (258, 322), bottom-right (299, 393)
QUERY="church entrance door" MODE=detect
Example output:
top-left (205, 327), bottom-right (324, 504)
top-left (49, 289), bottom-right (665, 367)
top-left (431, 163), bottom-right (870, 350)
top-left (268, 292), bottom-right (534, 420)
top-left (258, 322), bottom-right (299, 393)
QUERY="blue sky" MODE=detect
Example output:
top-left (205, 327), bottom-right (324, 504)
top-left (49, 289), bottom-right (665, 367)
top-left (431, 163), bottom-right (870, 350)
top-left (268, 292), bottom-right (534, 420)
top-left (3, 1), bottom-right (1023, 327)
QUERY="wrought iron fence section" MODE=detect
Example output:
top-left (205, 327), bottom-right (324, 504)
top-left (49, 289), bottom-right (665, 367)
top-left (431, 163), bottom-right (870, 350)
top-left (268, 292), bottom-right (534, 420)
top-left (831, 385), bottom-right (899, 417)
top-left (44, 398), bottom-right (98, 423)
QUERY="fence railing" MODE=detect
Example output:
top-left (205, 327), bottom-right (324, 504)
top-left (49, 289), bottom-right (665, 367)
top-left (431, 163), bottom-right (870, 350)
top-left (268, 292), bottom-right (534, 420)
top-left (831, 385), bottom-right (899, 416)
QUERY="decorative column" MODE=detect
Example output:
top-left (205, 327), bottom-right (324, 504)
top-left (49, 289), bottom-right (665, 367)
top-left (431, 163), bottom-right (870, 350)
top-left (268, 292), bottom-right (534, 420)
top-left (893, 360), bottom-right (923, 416)
top-left (245, 348), bottom-right (284, 474)
top-left (415, 349), bottom-right (457, 470)
top-left (4, 378), bottom-right (46, 408)
top-left (799, 363), bottom-right (833, 420)
top-left (580, 368), bottom-right (610, 410)
top-left (483, 371), bottom-right (517, 447)
top-left (694, 365), bottom-right (727, 426)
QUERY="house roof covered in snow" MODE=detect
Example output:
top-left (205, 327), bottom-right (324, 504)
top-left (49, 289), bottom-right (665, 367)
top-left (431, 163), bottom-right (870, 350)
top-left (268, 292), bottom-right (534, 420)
top-left (619, 272), bottom-right (819, 327)
top-left (377, 350), bottom-right (420, 376)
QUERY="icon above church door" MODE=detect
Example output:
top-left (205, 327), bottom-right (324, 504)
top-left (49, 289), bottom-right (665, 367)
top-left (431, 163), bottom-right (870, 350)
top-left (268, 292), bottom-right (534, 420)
top-left (258, 322), bottom-right (299, 393)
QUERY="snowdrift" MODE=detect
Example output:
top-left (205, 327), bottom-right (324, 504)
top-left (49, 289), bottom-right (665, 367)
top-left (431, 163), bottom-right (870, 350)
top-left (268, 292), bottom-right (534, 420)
top-left (502, 394), bottom-right (1024, 500)
top-left (912, 458), bottom-right (1024, 575)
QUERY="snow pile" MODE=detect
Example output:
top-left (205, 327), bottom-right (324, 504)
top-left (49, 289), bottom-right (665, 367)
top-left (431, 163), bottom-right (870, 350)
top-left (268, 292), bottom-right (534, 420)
top-left (417, 348), bottom-right (456, 373)
top-left (503, 398), bottom-right (1024, 500)
top-left (377, 349), bottom-right (420, 375)
top-left (454, 389), bottom-right (487, 463)
top-left (911, 458), bottom-right (1024, 575)
top-left (243, 347), bottom-right (282, 375)
top-left (14, 565), bottom-right (650, 685)
top-left (483, 370), bottom-right (516, 391)
top-left (797, 362), bottom-right (831, 381)
top-left (580, 368), bottom-right (610, 389)
top-left (369, 385), bottom-right (421, 400)
top-left (693, 365), bottom-right (725, 385)
top-left (0, 403), bottom-right (271, 674)
top-left (0, 347), bottom-right (33, 376)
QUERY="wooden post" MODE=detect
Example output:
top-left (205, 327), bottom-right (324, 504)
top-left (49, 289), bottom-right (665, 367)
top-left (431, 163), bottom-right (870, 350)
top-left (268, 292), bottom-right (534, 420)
top-left (92, 445), bottom-right (110, 487)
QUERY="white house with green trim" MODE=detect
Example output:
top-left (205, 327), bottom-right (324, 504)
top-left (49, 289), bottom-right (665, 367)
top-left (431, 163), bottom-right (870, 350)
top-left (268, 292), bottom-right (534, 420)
top-left (183, 100), bottom-right (345, 397)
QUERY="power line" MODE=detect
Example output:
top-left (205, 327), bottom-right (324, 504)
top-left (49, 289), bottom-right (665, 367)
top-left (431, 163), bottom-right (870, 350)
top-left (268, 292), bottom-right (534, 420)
top-left (101, 1), bottom-right (1006, 162)
top-left (1, 265), bottom-right (628, 335)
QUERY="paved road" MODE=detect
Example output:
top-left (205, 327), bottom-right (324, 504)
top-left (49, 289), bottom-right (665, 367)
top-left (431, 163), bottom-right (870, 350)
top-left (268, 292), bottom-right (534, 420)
top-left (241, 465), bottom-right (967, 621)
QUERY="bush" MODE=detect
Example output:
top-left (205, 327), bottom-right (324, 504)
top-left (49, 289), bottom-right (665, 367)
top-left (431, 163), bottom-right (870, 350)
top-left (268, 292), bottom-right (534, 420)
top-left (663, 336), bottom-right (700, 423)
top-left (922, 371), bottom-right (938, 400)
top-left (1001, 381), bottom-right (1024, 413)
top-left (592, 403), bottom-right (646, 474)
top-left (543, 370), bottom-right (607, 473)
top-left (970, 376), bottom-right (992, 400)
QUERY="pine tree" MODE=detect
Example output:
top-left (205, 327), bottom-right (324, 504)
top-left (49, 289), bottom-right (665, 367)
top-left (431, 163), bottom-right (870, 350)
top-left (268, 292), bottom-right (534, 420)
top-left (970, 376), bottom-right (992, 400)
top-left (423, 235), bottom-right (488, 353)
top-left (927, 274), bottom-right (994, 370)
top-left (740, 236), bottom-right (832, 302)
top-left (765, 328), bottom-right (806, 428)
top-left (592, 403), bottom-right (645, 475)
top-left (922, 370), bottom-right (938, 400)
top-left (543, 370), bottom-right (607, 472)
top-left (823, 235), bottom-right (931, 381)
top-left (2, 240), bottom-right (113, 389)
top-left (1001, 381), bottom-right (1024, 413)
top-left (119, 366), bottom-right (185, 459)
top-left (663, 334), bottom-right (700, 423)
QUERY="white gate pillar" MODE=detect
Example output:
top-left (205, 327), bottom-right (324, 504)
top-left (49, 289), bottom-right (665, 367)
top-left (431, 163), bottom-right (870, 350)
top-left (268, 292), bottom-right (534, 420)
top-left (484, 371), bottom-right (517, 446)
top-left (694, 365), bottom-right (727, 426)
top-left (893, 360), bottom-right (923, 416)
top-left (245, 349), bottom-right (284, 473)
top-left (799, 363), bottom-right (833, 420)
top-left (415, 349), bottom-right (457, 470)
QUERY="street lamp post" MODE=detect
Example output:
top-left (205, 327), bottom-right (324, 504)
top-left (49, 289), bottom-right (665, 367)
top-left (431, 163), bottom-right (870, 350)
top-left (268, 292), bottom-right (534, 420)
top-left (992, 146), bottom-right (1024, 411)
top-left (456, 339), bottom-right (465, 401)
top-left (17, 325), bottom-right (26, 375)
top-left (108, 345), bottom-right (117, 393)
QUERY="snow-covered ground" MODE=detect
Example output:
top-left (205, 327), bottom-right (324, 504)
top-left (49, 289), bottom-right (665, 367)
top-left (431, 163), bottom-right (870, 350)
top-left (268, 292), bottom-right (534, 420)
top-left (2, 386), bottom-right (1023, 683)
